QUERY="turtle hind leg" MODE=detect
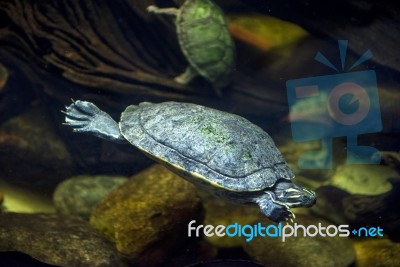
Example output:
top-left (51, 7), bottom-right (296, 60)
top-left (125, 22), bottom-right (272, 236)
top-left (63, 100), bottom-right (126, 143)
top-left (175, 66), bottom-right (223, 96)
top-left (175, 66), bottom-right (199, 84)
top-left (147, 5), bottom-right (179, 16)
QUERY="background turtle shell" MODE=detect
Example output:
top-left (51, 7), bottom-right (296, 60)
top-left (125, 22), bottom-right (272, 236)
top-left (176, 0), bottom-right (235, 87)
top-left (120, 102), bottom-right (293, 192)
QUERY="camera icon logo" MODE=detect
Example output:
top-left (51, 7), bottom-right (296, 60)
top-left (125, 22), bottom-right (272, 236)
top-left (286, 40), bottom-right (382, 169)
top-left (328, 82), bottom-right (370, 126)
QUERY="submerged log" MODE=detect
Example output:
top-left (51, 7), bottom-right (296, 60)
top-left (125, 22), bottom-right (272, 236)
top-left (0, 0), bottom-right (289, 119)
top-left (1, 0), bottom-right (399, 117)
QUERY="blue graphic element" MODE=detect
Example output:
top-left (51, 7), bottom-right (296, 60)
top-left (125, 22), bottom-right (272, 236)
top-left (349, 49), bottom-right (373, 70)
top-left (352, 226), bottom-right (384, 237)
top-left (315, 52), bottom-right (338, 71)
top-left (286, 40), bottom-right (382, 169)
top-left (339, 40), bottom-right (348, 70)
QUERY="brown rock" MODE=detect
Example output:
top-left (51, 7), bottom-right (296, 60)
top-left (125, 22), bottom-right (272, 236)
top-left (0, 213), bottom-right (120, 267)
top-left (90, 164), bottom-right (203, 266)
top-left (243, 214), bottom-right (355, 267)
top-left (0, 63), bottom-right (8, 91)
top-left (0, 106), bottom-right (74, 192)
top-left (199, 190), bottom-right (260, 248)
top-left (149, 240), bottom-right (217, 267)
top-left (355, 238), bottom-right (400, 267)
top-left (53, 175), bottom-right (128, 220)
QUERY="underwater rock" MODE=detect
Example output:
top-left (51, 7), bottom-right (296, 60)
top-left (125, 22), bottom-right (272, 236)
top-left (380, 151), bottom-right (400, 173)
top-left (243, 214), bottom-right (355, 267)
top-left (0, 106), bottom-right (74, 192)
top-left (354, 238), bottom-right (400, 267)
top-left (0, 213), bottom-right (119, 267)
top-left (0, 179), bottom-right (55, 213)
top-left (330, 165), bottom-right (398, 196)
top-left (90, 164), bottom-right (203, 266)
top-left (313, 179), bottom-right (400, 241)
top-left (199, 190), bottom-right (260, 248)
top-left (313, 164), bottom-right (400, 228)
top-left (53, 175), bottom-right (128, 220)
top-left (344, 183), bottom-right (400, 241)
top-left (312, 163), bottom-right (400, 239)
top-left (311, 186), bottom-right (350, 225)
top-left (150, 239), bottom-right (217, 267)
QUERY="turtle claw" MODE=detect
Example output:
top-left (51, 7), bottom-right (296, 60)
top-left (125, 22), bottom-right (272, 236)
top-left (65, 118), bottom-right (90, 128)
top-left (282, 210), bottom-right (295, 224)
top-left (287, 208), bottom-right (295, 223)
top-left (282, 207), bottom-right (294, 223)
top-left (64, 114), bottom-right (94, 134)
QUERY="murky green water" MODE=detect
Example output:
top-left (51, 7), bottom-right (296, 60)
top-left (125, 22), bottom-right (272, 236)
top-left (0, 0), bottom-right (399, 266)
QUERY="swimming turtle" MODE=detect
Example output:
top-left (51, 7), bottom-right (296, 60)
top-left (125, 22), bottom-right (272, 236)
top-left (63, 100), bottom-right (316, 222)
top-left (147, 0), bottom-right (235, 90)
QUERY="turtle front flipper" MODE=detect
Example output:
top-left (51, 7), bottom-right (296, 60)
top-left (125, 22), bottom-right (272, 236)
top-left (63, 100), bottom-right (126, 143)
top-left (256, 192), bottom-right (294, 222)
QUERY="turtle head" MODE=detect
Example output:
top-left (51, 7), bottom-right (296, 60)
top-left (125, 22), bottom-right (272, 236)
top-left (256, 181), bottom-right (316, 222)
top-left (274, 180), bottom-right (316, 208)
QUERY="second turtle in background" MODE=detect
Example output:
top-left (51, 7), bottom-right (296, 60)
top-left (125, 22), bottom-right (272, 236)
top-left (147, 0), bottom-right (236, 91)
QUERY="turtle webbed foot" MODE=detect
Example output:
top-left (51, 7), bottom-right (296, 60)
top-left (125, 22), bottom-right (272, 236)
top-left (63, 100), bottom-right (126, 143)
top-left (256, 192), bottom-right (295, 222)
top-left (267, 203), bottom-right (294, 222)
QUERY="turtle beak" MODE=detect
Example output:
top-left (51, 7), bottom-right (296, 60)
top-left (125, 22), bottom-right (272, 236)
top-left (274, 182), bottom-right (316, 208)
top-left (294, 187), bottom-right (317, 207)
